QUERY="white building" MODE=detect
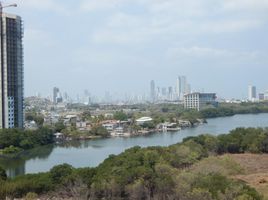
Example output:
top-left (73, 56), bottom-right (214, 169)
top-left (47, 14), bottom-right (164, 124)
top-left (184, 93), bottom-right (217, 111)
top-left (136, 117), bottom-right (153, 125)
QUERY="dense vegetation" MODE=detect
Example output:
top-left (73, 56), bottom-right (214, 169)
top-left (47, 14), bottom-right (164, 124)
top-left (136, 102), bottom-right (268, 126)
top-left (200, 102), bottom-right (268, 118)
top-left (0, 128), bottom-right (54, 155)
top-left (0, 127), bottom-right (267, 199)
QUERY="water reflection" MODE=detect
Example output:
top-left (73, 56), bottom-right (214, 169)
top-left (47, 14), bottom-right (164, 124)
top-left (0, 145), bottom-right (54, 177)
top-left (1, 113), bottom-right (268, 177)
top-left (57, 140), bottom-right (103, 149)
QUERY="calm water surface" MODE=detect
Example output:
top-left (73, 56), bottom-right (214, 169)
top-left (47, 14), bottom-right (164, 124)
top-left (1, 113), bottom-right (268, 177)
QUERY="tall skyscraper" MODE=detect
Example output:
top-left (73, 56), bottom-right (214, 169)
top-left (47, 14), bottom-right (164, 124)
top-left (186, 84), bottom-right (191, 94)
top-left (150, 80), bottom-right (155, 102)
top-left (53, 87), bottom-right (59, 104)
top-left (176, 76), bottom-right (187, 100)
top-left (248, 85), bottom-right (257, 101)
top-left (161, 87), bottom-right (167, 96)
top-left (168, 86), bottom-right (173, 101)
top-left (0, 12), bottom-right (24, 129)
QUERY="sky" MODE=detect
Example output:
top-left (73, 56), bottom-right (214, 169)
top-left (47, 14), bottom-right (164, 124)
top-left (5, 0), bottom-right (268, 99)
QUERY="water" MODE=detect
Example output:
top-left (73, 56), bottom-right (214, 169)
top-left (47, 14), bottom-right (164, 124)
top-left (1, 113), bottom-right (268, 177)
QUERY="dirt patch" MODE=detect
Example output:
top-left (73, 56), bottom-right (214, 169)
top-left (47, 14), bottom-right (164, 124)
top-left (229, 154), bottom-right (268, 199)
top-left (230, 154), bottom-right (268, 173)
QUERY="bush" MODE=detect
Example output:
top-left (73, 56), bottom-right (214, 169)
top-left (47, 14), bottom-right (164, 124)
top-left (1, 145), bottom-right (22, 154)
top-left (49, 163), bottom-right (74, 184)
top-left (90, 125), bottom-right (109, 137)
top-left (25, 192), bottom-right (38, 200)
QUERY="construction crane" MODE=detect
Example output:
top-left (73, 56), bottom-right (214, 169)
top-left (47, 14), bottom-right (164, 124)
top-left (0, 1), bottom-right (17, 13)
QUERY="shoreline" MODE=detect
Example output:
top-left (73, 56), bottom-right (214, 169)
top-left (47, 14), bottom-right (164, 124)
top-left (1, 112), bottom-right (268, 159)
top-left (1, 113), bottom-right (268, 178)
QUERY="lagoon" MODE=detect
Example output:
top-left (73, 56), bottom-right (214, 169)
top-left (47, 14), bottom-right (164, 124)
top-left (1, 113), bottom-right (268, 177)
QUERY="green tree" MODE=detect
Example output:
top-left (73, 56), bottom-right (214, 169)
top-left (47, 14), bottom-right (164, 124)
top-left (90, 125), bottom-right (109, 137)
top-left (49, 164), bottom-right (74, 184)
top-left (81, 110), bottom-right (91, 121)
top-left (54, 122), bottom-right (65, 132)
top-left (25, 113), bottom-right (44, 127)
top-left (114, 111), bottom-right (128, 121)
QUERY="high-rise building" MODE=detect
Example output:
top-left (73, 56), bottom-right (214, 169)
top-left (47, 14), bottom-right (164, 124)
top-left (248, 85), bottom-right (257, 101)
top-left (176, 76), bottom-right (187, 100)
top-left (150, 80), bottom-right (155, 102)
top-left (0, 12), bottom-right (24, 129)
top-left (53, 87), bottom-right (59, 104)
top-left (161, 87), bottom-right (167, 97)
top-left (186, 84), bottom-right (191, 94)
top-left (168, 86), bottom-right (173, 101)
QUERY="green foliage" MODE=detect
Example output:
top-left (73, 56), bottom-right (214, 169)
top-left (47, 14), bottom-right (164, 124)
top-left (25, 113), bottom-right (44, 127)
top-left (184, 128), bottom-right (268, 154)
top-left (54, 122), bottom-right (65, 132)
top-left (3, 173), bottom-right (53, 199)
top-left (141, 122), bottom-right (155, 129)
top-left (75, 167), bottom-right (96, 187)
top-left (114, 111), bottom-right (128, 121)
top-left (0, 128), bottom-right (266, 199)
top-left (181, 110), bottom-right (202, 124)
top-left (201, 107), bottom-right (234, 118)
top-left (49, 163), bottom-right (74, 184)
top-left (217, 128), bottom-right (268, 154)
top-left (0, 127), bottom-right (54, 152)
top-left (201, 102), bottom-right (268, 119)
top-left (194, 173), bottom-right (232, 198)
top-left (90, 125), bottom-right (109, 137)
top-left (81, 110), bottom-right (91, 121)
top-left (1, 145), bottom-right (22, 154)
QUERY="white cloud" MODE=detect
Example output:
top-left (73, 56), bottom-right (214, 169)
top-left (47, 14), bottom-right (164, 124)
top-left (24, 28), bottom-right (56, 47)
top-left (80, 0), bottom-right (126, 11)
top-left (15, 0), bottom-right (69, 14)
top-left (223, 0), bottom-right (268, 12)
top-left (167, 46), bottom-right (264, 64)
top-left (84, 0), bottom-right (267, 45)
top-left (199, 19), bottom-right (263, 33)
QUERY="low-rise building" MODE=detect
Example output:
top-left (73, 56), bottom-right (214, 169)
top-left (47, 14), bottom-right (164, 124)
top-left (103, 123), bottom-right (118, 132)
top-left (76, 121), bottom-right (91, 131)
top-left (136, 117), bottom-right (153, 125)
top-left (184, 93), bottom-right (217, 111)
top-left (64, 115), bottom-right (77, 126)
top-left (24, 120), bottom-right (38, 130)
top-left (259, 93), bottom-right (265, 101)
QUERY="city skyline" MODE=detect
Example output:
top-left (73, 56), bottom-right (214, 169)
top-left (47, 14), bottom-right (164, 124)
top-left (8, 0), bottom-right (268, 99)
top-left (37, 79), bottom-right (268, 105)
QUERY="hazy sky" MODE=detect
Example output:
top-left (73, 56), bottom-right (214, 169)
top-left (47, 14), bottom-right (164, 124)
top-left (8, 0), bottom-right (268, 99)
